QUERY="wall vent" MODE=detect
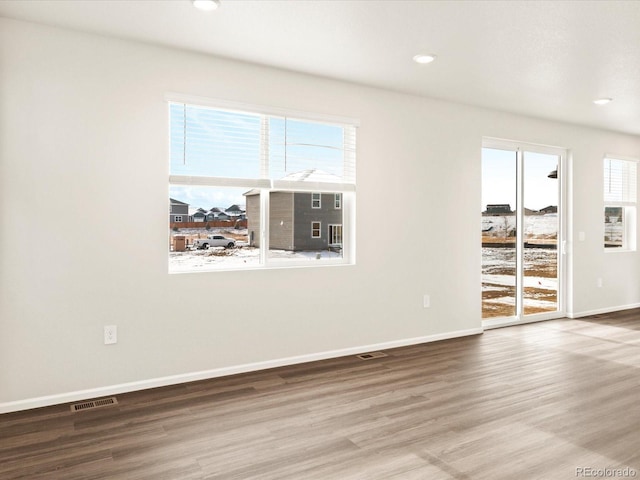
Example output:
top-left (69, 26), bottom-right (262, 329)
top-left (357, 351), bottom-right (388, 360)
top-left (70, 397), bottom-right (118, 412)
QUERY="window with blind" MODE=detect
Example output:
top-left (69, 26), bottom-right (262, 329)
top-left (603, 156), bottom-right (637, 250)
top-left (167, 96), bottom-right (357, 272)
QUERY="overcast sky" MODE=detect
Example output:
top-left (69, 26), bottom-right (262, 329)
top-left (482, 148), bottom-right (559, 212)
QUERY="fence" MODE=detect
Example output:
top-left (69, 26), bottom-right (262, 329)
top-left (170, 220), bottom-right (247, 229)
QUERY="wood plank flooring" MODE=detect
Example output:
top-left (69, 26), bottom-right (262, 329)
top-left (2, 309), bottom-right (640, 479)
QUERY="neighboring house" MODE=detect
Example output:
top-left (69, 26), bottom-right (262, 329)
top-left (484, 204), bottom-right (513, 216)
top-left (170, 198), bottom-right (189, 223)
top-left (539, 205), bottom-right (558, 214)
top-left (170, 200), bottom-right (243, 225)
top-left (192, 208), bottom-right (207, 222)
top-left (225, 204), bottom-right (245, 218)
top-left (244, 170), bottom-right (343, 251)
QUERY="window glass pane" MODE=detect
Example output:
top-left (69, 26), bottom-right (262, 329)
top-left (169, 186), bottom-right (257, 272)
top-left (269, 117), bottom-right (349, 182)
top-left (481, 148), bottom-right (517, 319)
top-left (170, 103), bottom-right (261, 178)
top-left (266, 191), bottom-right (343, 262)
top-left (604, 206), bottom-right (624, 248)
top-left (523, 152), bottom-right (559, 315)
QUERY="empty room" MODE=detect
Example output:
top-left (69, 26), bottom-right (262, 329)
top-left (1, 1), bottom-right (640, 479)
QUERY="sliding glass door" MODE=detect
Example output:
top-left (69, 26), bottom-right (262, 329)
top-left (481, 140), bottom-right (565, 326)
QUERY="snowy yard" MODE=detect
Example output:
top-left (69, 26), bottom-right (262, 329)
top-left (482, 214), bottom-right (558, 318)
top-left (169, 228), bottom-right (342, 272)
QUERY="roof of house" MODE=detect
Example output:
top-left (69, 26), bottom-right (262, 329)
top-left (226, 204), bottom-right (244, 213)
top-left (280, 168), bottom-right (342, 183)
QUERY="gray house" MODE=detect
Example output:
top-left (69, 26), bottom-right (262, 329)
top-left (484, 204), bottom-right (513, 216)
top-left (539, 205), bottom-right (558, 214)
top-left (244, 191), bottom-right (343, 251)
top-left (225, 204), bottom-right (245, 218)
top-left (192, 208), bottom-right (207, 222)
top-left (170, 198), bottom-right (189, 223)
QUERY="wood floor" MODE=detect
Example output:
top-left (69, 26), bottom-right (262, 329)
top-left (2, 309), bottom-right (640, 479)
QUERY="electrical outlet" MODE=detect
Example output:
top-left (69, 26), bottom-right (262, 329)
top-left (423, 294), bottom-right (430, 308)
top-left (104, 325), bottom-right (117, 345)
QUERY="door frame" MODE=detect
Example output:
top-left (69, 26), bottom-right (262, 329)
top-left (482, 137), bottom-right (567, 329)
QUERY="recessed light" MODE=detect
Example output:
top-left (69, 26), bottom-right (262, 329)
top-left (413, 54), bottom-right (437, 65)
top-left (593, 97), bottom-right (612, 105)
top-left (192, 0), bottom-right (220, 11)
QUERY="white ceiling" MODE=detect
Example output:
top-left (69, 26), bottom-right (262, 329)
top-left (2, 0), bottom-right (640, 136)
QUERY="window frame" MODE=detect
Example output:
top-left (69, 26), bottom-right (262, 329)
top-left (167, 93), bottom-right (358, 272)
top-left (334, 193), bottom-right (342, 210)
top-left (311, 221), bottom-right (321, 238)
top-left (312, 192), bottom-right (321, 209)
top-left (328, 224), bottom-right (343, 246)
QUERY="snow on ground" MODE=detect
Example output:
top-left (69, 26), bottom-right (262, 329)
top-left (169, 246), bottom-right (342, 272)
top-left (482, 213), bottom-right (558, 237)
top-left (482, 215), bottom-right (558, 315)
top-left (482, 274), bottom-right (557, 290)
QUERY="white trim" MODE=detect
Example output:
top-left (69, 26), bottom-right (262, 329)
top-left (0, 328), bottom-right (482, 414)
top-left (567, 303), bottom-right (640, 319)
top-left (311, 221), bottom-right (321, 238)
top-left (166, 93), bottom-right (361, 128)
top-left (169, 176), bottom-right (356, 194)
top-left (169, 175), bottom-right (271, 189)
top-left (483, 137), bottom-right (566, 156)
top-left (483, 312), bottom-right (565, 330)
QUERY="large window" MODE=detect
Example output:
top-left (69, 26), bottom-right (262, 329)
top-left (603, 156), bottom-right (637, 251)
top-left (168, 95), bottom-right (357, 272)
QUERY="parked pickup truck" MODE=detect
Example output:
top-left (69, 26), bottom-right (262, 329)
top-left (193, 235), bottom-right (236, 250)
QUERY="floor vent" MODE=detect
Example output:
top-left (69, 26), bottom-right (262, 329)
top-left (70, 397), bottom-right (118, 413)
top-left (357, 351), bottom-right (388, 360)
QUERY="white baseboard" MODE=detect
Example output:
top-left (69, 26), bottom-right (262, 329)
top-left (568, 302), bottom-right (640, 319)
top-left (0, 327), bottom-right (483, 414)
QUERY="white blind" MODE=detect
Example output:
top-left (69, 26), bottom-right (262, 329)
top-left (170, 103), bottom-right (262, 179)
top-left (604, 157), bottom-right (637, 205)
top-left (169, 102), bottom-right (356, 189)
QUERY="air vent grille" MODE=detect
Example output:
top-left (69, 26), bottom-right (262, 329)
top-left (70, 397), bottom-right (118, 412)
top-left (357, 351), bottom-right (388, 360)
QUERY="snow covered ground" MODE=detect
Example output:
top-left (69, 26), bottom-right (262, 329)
top-left (482, 214), bottom-right (559, 317)
top-left (169, 228), bottom-right (342, 272)
top-left (169, 247), bottom-right (343, 272)
top-left (482, 213), bottom-right (558, 238)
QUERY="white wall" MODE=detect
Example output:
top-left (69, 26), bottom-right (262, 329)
top-left (1, 18), bottom-right (639, 411)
